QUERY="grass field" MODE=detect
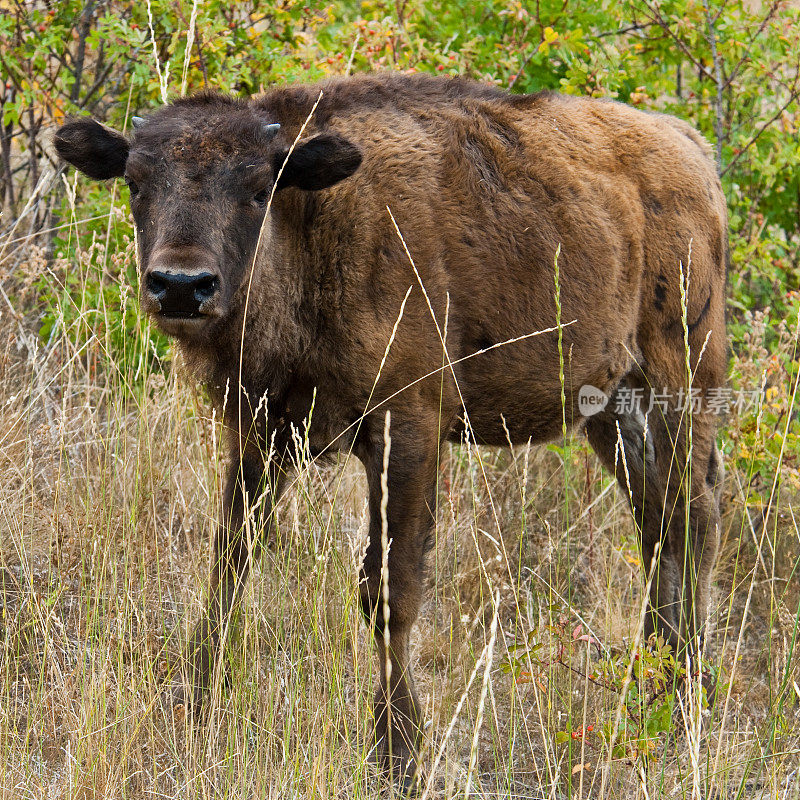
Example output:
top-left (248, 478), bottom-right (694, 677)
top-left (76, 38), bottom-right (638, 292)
top-left (1, 2), bottom-right (799, 793)
top-left (1, 233), bottom-right (799, 798)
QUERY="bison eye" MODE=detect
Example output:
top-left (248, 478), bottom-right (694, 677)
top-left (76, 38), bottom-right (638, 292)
top-left (252, 189), bottom-right (270, 207)
top-left (124, 177), bottom-right (140, 199)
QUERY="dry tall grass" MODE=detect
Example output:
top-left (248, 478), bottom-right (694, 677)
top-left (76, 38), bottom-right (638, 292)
top-left (1, 222), bottom-right (799, 799)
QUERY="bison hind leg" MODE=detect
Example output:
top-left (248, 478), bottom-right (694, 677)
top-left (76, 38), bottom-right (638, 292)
top-left (584, 374), bottom-right (723, 678)
top-left (585, 378), bottom-right (674, 639)
top-left (584, 378), bottom-right (659, 539)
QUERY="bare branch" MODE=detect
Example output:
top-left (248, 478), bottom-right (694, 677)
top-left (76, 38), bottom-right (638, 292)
top-left (71, 1), bottom-right (97, 103)
top-left (721, 88), bottom-right (800, 177)
top-left (636, 0), bottom-right (715, 83)
top-left (592, 22), bottom-right (654, 39)
top-left (702, 0), bottom-right (725, 173)
top-left (722, 0), bottom-right (782, 91)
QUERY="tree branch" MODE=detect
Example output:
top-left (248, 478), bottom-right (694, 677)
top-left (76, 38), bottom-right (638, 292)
top-left (637, 0), bottom-right (715, 83)
top-left (702, 0), bottom-right (725, 173)
top-left (721, 88), bottom-right (800, 177)
top-left (722, 0), bottom-right (782, 92)
top-left (70, 0), bottom-right (97, 103)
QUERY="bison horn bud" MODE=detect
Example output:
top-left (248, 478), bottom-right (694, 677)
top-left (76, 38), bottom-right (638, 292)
top-left (262, 122), bottom-right (281, 139)
top-left (131, 116), bottom-right (146, 130)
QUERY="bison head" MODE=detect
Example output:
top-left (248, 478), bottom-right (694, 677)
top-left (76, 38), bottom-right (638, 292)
top-left (55, 94), bottom-right (362, 343)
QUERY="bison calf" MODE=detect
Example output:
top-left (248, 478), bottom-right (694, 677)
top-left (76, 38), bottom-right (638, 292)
top-left (55, 72), bottom-right (727, 788)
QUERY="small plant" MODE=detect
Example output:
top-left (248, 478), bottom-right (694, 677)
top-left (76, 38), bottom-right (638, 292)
top-left (502, 613), bottom-right (725, 769)
top-left (34, 232), bottom-right (170, 388)
top-left (727, 291), bottom-right (800, 507)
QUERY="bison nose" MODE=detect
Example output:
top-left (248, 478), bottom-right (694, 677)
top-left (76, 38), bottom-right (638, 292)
top-left (146, 271), bottom-right (220, 317)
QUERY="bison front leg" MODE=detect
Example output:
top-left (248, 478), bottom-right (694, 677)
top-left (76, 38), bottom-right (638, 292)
top-left (171, 448), bottom-right (285, 709)
top-left (358, 411), bottom-right (440, 790)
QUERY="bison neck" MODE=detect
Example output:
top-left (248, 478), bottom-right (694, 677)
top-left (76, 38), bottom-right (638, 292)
top-left (176, 194), bottom-right (354, 447)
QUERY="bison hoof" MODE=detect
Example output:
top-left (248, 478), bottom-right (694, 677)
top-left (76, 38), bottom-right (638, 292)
top-left (374, 729), bottom-right (421, 795)
top-left (161, 676), bottom-right (208, 717)
top-left (394, 768), bottom-right (421, 797)
top-left (378, 750), bottom-right (420, 797)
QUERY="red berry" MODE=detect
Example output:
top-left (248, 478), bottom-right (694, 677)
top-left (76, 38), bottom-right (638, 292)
top-left (437, 64), bottom-right (444, 71)
top-left (38, 24), bottom-right (46, 32)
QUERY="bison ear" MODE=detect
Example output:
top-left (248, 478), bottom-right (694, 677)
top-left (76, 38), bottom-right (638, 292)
top-left (274, 133), bottom-right (362, 191)
top-left (54, 118), bottom-right (129, 180)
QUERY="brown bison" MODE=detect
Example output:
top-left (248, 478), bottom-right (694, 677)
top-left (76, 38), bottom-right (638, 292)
top-left (55, 72), bottom-right (727, 787)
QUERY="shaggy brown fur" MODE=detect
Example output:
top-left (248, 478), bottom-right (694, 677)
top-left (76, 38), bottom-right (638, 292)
top-left (55, 72), bottom-right (728, 788)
